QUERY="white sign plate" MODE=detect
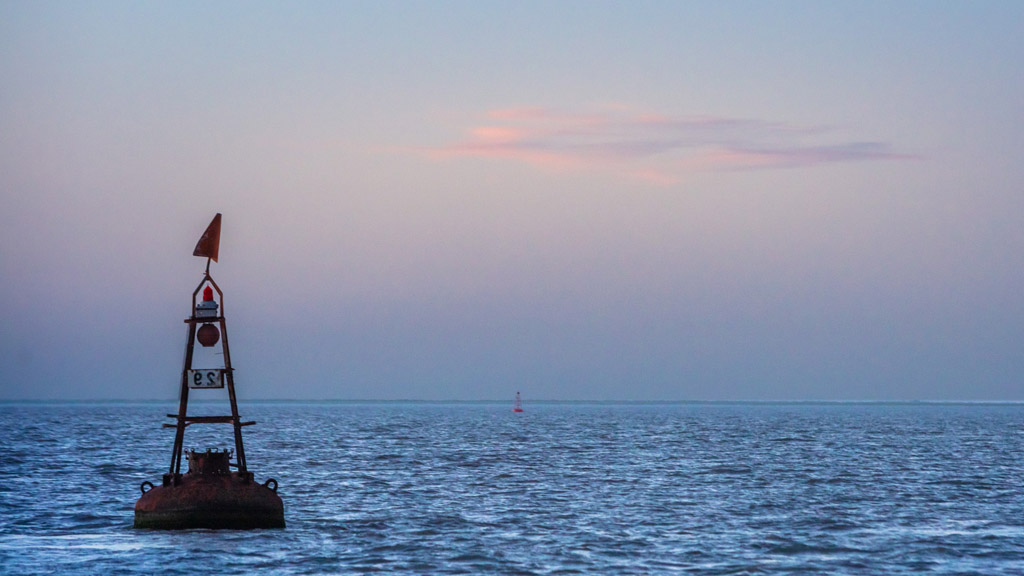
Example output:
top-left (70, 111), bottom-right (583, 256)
top-left (188, 369), bottom-right (224, 389)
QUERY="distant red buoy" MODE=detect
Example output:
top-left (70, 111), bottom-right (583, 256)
top-left (513, 391), bottom-right (524, 413)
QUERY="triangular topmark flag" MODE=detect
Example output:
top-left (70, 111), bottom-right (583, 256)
top-left (193, 213), bottom-right (222, 262)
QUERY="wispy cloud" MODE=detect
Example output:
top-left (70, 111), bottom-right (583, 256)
top-left (420, 106), bottom-right (915, 185)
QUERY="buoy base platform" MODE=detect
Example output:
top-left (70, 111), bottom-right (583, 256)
top-left (134, 451), bottom-right (284, 530)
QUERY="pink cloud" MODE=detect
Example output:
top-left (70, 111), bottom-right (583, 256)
top-left (419, 106), bottom-right (915, 185)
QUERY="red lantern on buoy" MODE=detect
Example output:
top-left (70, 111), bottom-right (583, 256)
top-left (197, 286), bottom-right (218, 318)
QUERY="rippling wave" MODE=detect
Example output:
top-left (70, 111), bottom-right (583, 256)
top-left (2, 402), bottom-right (1024, 574)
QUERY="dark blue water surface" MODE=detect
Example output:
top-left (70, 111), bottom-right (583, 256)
top-left (2, 402), bottom-right (1024, 574)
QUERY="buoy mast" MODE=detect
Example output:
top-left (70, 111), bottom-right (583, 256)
top-left (165, 268), bottom-right (249, 481)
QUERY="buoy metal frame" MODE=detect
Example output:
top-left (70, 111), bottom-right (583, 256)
top-left (163, 271), bottom-right (252, 483)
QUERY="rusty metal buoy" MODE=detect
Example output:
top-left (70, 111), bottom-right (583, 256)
top-left (134, 214), bottom-right (284, 530)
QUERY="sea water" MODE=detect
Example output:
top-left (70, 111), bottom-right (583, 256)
top-left (1, 402), bottom-right (1023, 574)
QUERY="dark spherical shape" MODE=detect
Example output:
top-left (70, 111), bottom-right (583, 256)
top-left (197, 323), bottom-right (220, 347)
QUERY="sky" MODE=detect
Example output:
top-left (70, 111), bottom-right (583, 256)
top-left (1, 1), bottom-right (1023, 401)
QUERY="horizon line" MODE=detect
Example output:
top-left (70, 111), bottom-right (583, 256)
top-left (3, 398), bottom-right (1024, 406)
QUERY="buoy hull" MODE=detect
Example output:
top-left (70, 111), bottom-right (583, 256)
top-left (134, 473), bottom-right (284, 529)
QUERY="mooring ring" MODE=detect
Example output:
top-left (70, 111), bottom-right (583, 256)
top-left (263, 478), bottom-right (278, 492)
top-left (140, 481), bottom-right (155, 495)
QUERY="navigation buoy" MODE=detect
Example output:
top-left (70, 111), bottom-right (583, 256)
top-left (134, 214), bottom-right (284, 529)
top-left (513, 391), bottom-right (524, 413)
